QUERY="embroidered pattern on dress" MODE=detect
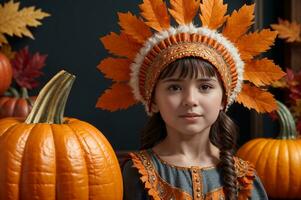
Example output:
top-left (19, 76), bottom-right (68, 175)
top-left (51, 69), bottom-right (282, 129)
top-left (234, 157), bottom-right (255, 200)
top-left (130, 152), bottom-right (255, 200)
top-left (130, 151), bottom-right (192, 200)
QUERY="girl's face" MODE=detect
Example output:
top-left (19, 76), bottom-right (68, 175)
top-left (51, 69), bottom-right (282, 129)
top-left (153, 67), bottom-right (224, 137)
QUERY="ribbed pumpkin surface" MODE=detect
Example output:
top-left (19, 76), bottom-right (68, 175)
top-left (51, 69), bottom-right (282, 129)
top-left (237, 138), bottom-right (301, 198)
top-left (0, 97), bottom-right (35, 118)
top-left (0, 70), bottom-right (123, 200)
top-left (0, 117), bottom-right (122, 200)
top-left (237, 101), bottom-right (301, 199)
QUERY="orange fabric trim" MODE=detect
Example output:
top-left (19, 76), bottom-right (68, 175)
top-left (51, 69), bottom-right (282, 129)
top-left (130, 151), bottom-right (192, 200)
top-left (129, 152), bottom-right (161, 200)
top-left (153, 169), bottom-right (192, 199)
top-left (191, 167), bottom-right (203, 199)
top-left (234, 157), bottom-right (255, 200)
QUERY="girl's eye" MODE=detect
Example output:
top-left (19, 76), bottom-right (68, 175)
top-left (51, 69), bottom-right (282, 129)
top-left (199, 84), bottom-right (213, 91)
top-left (167, 84), bottom-right (182, 92)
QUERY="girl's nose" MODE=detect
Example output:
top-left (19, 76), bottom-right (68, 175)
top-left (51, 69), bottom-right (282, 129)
top-left (182, 88), bottom-right (198, 107)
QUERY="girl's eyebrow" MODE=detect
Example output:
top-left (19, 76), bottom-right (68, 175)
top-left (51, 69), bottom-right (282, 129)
top-left (162, 77), bottom-right (217, 83)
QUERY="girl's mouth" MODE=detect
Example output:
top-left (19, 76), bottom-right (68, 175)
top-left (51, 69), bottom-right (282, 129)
top-left (179, 113), bottom-right (202, 122)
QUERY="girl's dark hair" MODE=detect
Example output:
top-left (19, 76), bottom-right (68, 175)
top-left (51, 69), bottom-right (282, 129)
top-left (140, 57), bottom-right (239, 200)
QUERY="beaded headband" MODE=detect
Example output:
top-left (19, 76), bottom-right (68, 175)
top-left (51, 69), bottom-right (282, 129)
top-left (97, 0), bottom-right (285, 115)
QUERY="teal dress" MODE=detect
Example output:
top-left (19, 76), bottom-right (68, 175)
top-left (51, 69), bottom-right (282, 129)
top-left (122, 149), bottom-right (268, 200)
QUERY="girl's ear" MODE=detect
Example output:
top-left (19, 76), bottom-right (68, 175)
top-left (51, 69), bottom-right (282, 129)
top-left (220, 105), bottom-right (224, 111)
top-left (220, 98), bottom-right (226, 110)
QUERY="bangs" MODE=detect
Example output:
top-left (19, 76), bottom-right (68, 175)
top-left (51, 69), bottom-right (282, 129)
top-left (158, 57), bottom-right (218, 80)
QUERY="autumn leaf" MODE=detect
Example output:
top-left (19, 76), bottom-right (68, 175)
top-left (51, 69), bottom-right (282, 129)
top-left (222, 4), bottom-right (255, 43)
top-left (139, 0), bottom-right (170, 31)
top-left (97, 57), bottom-right (131, 81)
top-left (96, 82), bottom-right (138, 111)
top-left (100, 32), bottom-right (141, 60)
top-left (244, 58), bottom-right (285, 86)
top-left (118, 12), bottom-right (152, 44)
top-left (236, 29), bottom-right (277, 60)
top-left (0, 1), bottom-right (50, 45)
top-left (168, 0), bottom-right (200, 25)
top-left (236, 83), bottom-right (277, 113)
top-left (199, 0), bottom-right (228, 29)
top-left (271, 18), bottom-right (301, 42)
top-left (11, 46), bottom-right (47, 89)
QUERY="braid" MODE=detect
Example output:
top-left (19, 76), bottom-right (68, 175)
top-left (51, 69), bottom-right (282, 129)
top-left (210, 111), bottom-right (238, 200)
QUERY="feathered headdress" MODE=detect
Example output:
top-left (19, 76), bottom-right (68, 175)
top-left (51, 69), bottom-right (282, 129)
top-left (96, 0), bottom-right (285, 115)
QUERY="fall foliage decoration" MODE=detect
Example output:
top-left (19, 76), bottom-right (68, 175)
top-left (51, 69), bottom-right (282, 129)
top-left (237, 101), bottom-right (301, 199)
top-left (0, 70), bottom-right (123, 200)
top-left (11, 46), bottom-right (47, 89)
top-left (97, 0), bottom-right (284, 114)
top-left (0, 0), bottom-right (50, 45)
top-left (0, 52), bottom-right (12, 95)
top-left (271, 68), bottom-right (301, 135)
top-left (0, 47), bottom-right (47, 119)
top-left (271, 18), bottom-right (301, 43)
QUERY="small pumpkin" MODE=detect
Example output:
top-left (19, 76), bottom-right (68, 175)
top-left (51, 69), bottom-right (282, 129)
top-left (0, 70), bottom-right (123, 200)
top-left (0, 52), bottom-right (13, 95)
top-left (237, 101), bottom-right (301, 199)
top-left (0, 87), bottom-right (35, 118)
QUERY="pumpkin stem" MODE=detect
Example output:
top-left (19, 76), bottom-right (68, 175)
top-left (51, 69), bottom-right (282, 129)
top-left (20, 87), bottom-right (29, 98)
top-left (5, 87), bottom-right (20, 97)
top-left (25, 70), bottom-right (75, 124)
top-left (276, 101), bottom-right (297, 139)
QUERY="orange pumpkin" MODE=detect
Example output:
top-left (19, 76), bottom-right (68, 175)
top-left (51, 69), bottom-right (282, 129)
top-left (0, 87), bottom-right (35, 118)
top-left (237, 101), bottom-right (301, 199)
top-left (0, 53), bottom-right (13, 95)
top-left (0, 70), bottom-right (123, 200)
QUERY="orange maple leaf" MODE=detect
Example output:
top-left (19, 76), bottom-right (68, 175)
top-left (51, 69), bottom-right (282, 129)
top-left (199, 0), bottom-right (228, 30)
top-left (271, 18), bottom-right (301, 42)
top-left (236, 83), bottom-right (277, 113)
top-left (100, 32), bottom-right (141, 60)
top-left (222, 4), bottom-right (255, 43)
top-left (118, 12), bottom-right (152, 44)
top-left (139, 0), bottom-right (170, 31)
top-left (96, 82), bottom-right (138, 111)
top-left (97, 57), bottom-right (131, 82)
top-left (168, 0), bottom-right (200, 25)
top-left (236, 29), bottom-right (277, 60)
top-left (244, 58), bottom-right (286, 86)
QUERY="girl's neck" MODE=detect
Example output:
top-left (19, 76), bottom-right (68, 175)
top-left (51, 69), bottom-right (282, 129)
top-left (152, 128), bottom-right (220, 167)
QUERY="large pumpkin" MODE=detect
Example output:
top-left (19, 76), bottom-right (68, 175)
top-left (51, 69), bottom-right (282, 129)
top-left (0, 87), bottom-right (35, 118)
top-left (0, 53), bottom-right (13, 95)
top-left (0, 70), bottom-right (123, 200)
top-left (237, 101), bottom-right (301, 199)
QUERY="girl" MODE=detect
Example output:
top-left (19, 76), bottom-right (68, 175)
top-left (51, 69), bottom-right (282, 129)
top-left (122, 58), bottom-right (268, 199)
top-left (97, 0), bottom-right (284, 199)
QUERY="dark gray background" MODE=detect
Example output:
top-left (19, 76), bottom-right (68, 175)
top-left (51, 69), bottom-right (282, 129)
top-left (1, 0), bottom-right (284, 150)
